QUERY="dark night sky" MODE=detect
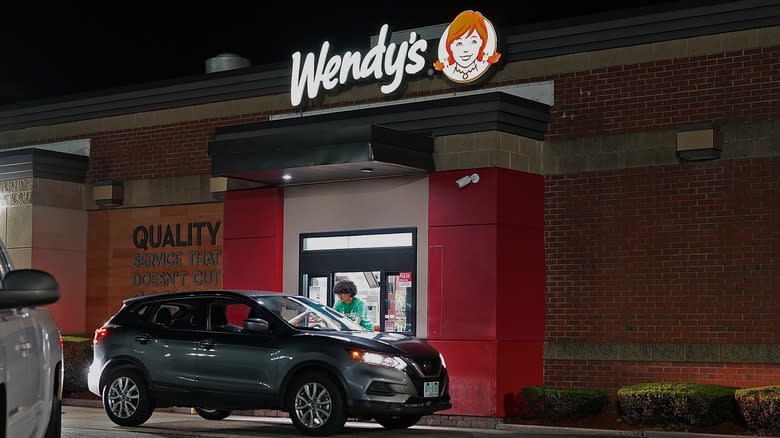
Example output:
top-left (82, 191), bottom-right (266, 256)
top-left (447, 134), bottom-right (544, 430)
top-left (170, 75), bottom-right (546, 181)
top-left (0, 1), bottom-right (710, 107)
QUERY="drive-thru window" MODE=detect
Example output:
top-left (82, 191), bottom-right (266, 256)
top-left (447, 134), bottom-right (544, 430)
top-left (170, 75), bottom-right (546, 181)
top-left (299, 228), bottom-right (417, 335)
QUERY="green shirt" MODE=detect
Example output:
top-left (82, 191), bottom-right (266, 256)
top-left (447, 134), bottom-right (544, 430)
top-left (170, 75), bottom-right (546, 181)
top-left (334, 297), bottom-right (374, 330)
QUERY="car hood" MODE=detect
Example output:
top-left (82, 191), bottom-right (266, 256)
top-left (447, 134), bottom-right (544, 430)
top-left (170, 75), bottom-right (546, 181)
top-left (307, 330), bottom-right (439, 357)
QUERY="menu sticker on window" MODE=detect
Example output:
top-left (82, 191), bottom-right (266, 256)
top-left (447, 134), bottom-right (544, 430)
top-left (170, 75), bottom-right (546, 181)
top-left (399, 272), bottom-right (412, 288)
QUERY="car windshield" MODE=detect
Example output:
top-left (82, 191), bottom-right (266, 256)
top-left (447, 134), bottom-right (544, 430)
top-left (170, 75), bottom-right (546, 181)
top-left (254, 295), bottom-right (366, 332)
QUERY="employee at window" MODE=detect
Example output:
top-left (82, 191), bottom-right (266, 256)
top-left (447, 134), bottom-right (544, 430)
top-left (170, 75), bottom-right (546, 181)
top-left (333, 280), bottom-right (374, 331)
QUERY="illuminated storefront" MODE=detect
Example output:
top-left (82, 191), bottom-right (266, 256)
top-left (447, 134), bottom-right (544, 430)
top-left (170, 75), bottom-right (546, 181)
top-left (0, 3), bottom-right (778, 424)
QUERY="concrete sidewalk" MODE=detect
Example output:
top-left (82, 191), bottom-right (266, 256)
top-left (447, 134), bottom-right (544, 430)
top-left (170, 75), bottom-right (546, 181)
top-left (64, 398), bottom-right (760, 438)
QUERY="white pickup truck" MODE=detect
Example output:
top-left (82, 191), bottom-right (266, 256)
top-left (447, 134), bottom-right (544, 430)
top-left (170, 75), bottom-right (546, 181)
top-left (0, 239), bottom-right (62, 438)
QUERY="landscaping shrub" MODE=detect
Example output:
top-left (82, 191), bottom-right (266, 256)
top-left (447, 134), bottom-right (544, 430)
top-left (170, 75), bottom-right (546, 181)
top-left (62, 334), bottom-right (93, 395)
top-left (522, 386), bottom-right (609, 420)
top-left (617, 382), bottom-right (737, 430)
top-left (735, 385), bottom-right (780, 435)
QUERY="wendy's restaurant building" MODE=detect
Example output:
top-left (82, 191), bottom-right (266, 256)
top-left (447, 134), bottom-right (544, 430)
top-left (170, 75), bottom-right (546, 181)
top-left (1, 1), bottom-right (778, 427)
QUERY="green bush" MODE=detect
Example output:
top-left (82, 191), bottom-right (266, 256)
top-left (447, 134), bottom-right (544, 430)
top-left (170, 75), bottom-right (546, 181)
top-left (62, 334), bottom-right (93, 395)
top-left (522, 386), bottom-right (609, 420)
top-left (617, 382), bottom-right (737, 430)
top-left (735, 385), bottom-right (780, 435)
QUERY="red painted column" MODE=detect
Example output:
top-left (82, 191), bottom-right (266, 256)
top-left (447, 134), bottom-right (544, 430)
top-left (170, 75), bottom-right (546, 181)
top-left (428, 167), bottom-right (544, 417)
top-left (222, 188), bottom-right (284, 291)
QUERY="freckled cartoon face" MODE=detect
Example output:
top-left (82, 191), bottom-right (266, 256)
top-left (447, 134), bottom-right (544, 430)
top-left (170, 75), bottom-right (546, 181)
top-left (450, 29), bottom-right (483, 68)
top-left (434, 10), bottom-right (501, 84)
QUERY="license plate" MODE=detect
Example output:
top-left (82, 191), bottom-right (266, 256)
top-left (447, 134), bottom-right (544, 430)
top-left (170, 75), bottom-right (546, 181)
top-left (423, 381), bottom-right (439, 398)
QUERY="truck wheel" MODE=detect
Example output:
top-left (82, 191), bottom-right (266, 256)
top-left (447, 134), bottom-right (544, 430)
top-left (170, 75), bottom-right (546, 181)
top-left (288, 372), bottom-right (346, 436)
top-left (102, 367), bottom-right (154, 426)
top-left (195, 407), bottom-right (231, 420)
top-left (43, 394), bottom-right (61, 438)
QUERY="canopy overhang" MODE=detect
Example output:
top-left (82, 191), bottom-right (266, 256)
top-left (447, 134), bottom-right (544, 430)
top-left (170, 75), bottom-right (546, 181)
top-left (208, 92), bottom-right (549, 186)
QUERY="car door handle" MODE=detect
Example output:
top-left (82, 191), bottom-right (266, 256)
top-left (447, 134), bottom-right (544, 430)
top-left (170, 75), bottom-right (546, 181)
top-left (199, 339), bottom-right (216, 349)
top-left (134, 334), bottom-right (152, 344)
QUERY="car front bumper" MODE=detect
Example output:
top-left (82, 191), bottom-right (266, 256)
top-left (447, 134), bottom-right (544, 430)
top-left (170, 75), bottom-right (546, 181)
top-left (349, 396), bottom-right (452, 417)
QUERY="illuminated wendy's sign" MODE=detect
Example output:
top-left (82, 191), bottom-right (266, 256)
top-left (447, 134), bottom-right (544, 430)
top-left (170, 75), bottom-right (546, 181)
top-left (290, 24), bottom-right (428, 106)
top-left (289, 10), bottom-right (501, 107)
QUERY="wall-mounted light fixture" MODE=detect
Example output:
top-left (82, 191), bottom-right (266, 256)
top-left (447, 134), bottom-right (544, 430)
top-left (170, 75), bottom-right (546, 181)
top-left (455, 173), bottom-right (480, 189)
top-left (93, 182), bottom-right (124, 207)
top-left (677, 123), bottom-right (722, 161)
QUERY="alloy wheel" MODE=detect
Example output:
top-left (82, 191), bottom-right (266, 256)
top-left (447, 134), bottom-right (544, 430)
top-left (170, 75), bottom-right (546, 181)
top-left (107, 376), bottom-right (140, 419)
top-left (294, 381), bottom-right (332, 428)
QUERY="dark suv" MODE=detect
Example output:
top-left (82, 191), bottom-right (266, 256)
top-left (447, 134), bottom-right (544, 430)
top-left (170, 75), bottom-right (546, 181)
top-left (88, 290), bottom-right (451, 435)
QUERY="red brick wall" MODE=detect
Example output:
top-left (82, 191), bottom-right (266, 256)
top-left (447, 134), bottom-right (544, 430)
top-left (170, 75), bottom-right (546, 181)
top-left (546, 360), bottom-right (780, 394)
top-left (544, 157), bottom-right (780, 389)
top-left (87, 114), bottom-right (267, 183)
top-left (545, 157), bottom-right (780, 344)
top-left (497, 46), bottom-right (780, 140)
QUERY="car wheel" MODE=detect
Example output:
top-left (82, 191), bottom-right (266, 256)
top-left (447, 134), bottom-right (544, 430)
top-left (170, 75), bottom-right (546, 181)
top-left (288, 372), bottom-right (346, 436)
top-left (195, 407), bottom-right (231, 420)
top-left (102, 367), bottom-right (154, 426)
top-left (374, 414), bottom-right (422, 429)
top-left (43, 394), bottom-right (61, 438)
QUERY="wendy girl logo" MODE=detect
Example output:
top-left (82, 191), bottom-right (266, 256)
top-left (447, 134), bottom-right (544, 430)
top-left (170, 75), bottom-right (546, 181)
top-left (433, 10), bottom-right (501, 84)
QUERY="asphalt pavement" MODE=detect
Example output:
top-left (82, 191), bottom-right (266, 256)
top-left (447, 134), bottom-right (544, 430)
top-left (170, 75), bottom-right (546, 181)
top-left (63, 398), bottom-right (759, 438)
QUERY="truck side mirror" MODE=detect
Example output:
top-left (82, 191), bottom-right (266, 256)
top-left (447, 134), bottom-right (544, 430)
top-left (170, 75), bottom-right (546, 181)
top-left (0, 269), bottom-right (60, 309)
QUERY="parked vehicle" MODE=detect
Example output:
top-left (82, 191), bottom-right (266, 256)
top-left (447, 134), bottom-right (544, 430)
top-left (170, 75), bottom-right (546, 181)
top-left (89, 290), bottom-right (450, 435)
top-left (0, 239), bottom-right (63, 438)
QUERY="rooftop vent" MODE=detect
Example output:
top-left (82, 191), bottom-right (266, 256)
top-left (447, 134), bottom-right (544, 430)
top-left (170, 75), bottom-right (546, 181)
top-left (205, 53), bottom-right (251, 73)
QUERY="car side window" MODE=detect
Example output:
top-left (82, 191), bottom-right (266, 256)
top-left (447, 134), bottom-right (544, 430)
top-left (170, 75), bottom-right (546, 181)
top-left (152, 300), bottom-right (207, 331)
top-left (152, 305), bottom-right (176, 327)
top-left (208, 300), bottom-right (251, 333)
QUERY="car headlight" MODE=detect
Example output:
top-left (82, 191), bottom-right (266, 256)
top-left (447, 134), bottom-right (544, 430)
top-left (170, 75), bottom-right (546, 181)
top-left (348, 349), bottom-right (407, 371)
top-left (439, 352), bottom-right (447, 369)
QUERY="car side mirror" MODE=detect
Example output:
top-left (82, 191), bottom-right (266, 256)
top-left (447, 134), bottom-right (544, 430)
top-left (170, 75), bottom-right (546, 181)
top-left (243, 317), bottom-right (269, 334)
top-left (0, 269), bottom-right (60, 309)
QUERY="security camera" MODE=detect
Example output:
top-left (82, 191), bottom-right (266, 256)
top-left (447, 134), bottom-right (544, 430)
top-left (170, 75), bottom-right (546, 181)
top-left (455, 173), bottom-right (480, 189)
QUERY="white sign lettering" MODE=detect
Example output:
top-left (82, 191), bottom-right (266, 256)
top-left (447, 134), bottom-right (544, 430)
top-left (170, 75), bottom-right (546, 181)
top-left (290, 24), bottom-right (428, 106)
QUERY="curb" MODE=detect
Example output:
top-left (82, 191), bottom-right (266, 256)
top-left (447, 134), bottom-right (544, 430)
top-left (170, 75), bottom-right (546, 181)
top-left (63, 398), bottom-right (102, 408)
top-left (497, 423), bottom-right (644, 437)
top-left (496, 423), bottom-right (759, 438)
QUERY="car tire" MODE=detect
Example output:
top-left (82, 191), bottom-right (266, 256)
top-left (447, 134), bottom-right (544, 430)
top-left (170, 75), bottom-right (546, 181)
top-left (195, 407), bottom-right (232, 420)
top-left (374, 414), bottom-right (422, 429)
top-left (102, 367), bottom-right (154, 426)
top-left (288, 372), bottom-right (346, 436)
top-left (43, 393), bottom-right (61, 438)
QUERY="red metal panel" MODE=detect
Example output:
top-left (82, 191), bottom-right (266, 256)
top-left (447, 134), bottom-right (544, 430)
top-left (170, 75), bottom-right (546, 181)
top-left (496, 342), bottom-right (544, 417)
top-left (223, 188), bottom-right (284, 239)
top-left (428, 245), bottom-right (444, 337)
top-left (223, 237), bottom-right (282, 291)
top-left (222, 187), bottom-right (284, 291)
top-left (428, 167), bottom-right (545, 419)
top-left (429, 168), bottom-right (498, 227)
top-left (497, 168), bottom-right (544, 229)
top-left (496, 225), bottom-right (545, 342)
top-left (428, 225), bottom-right (497, 341)
top-left (428, 340), bottom-right (497, 416)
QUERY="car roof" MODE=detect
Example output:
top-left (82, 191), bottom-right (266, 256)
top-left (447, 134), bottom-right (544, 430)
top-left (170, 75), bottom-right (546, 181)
top-left (122, 289), bottom-right (285, 305)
